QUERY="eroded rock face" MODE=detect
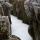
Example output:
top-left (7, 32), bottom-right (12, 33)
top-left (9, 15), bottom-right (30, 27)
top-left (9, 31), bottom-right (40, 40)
top-left (0, 4), bottom-right (3, 16)
top-left (0, 1), bottom-right (12, 40)
top-left (27, 0), bottom-right (40, 40)
top-left (0, 16), bottom-right (10, 40)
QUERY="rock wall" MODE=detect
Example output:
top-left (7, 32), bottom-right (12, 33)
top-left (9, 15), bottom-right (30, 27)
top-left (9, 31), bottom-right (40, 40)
top-left (9, 0), bottom-right (31, 24)
top-left (28, 0), bottom-right (40, 40)
top-left (0, 16), bottom-right (10, 40)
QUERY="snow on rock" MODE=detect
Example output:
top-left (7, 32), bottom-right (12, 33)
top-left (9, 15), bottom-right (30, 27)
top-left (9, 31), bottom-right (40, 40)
top-left (11, 15), bottom-right (32, 40)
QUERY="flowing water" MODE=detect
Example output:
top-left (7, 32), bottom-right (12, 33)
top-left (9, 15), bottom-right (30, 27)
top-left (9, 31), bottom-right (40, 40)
top-left (11, 15), bottom-right (33, 40)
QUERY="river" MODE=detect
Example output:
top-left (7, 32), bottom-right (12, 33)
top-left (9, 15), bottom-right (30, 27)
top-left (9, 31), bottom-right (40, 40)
top-left (11, 15), bottom-right (33, 40)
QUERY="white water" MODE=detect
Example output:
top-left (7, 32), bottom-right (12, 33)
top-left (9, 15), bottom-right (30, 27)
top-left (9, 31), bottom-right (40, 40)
top-left (11, 15), bottom-right (32, 40)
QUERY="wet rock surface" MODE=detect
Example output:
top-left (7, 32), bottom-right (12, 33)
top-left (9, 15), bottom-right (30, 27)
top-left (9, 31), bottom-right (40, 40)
top-left (9, 35), bottom-right (21, 40)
